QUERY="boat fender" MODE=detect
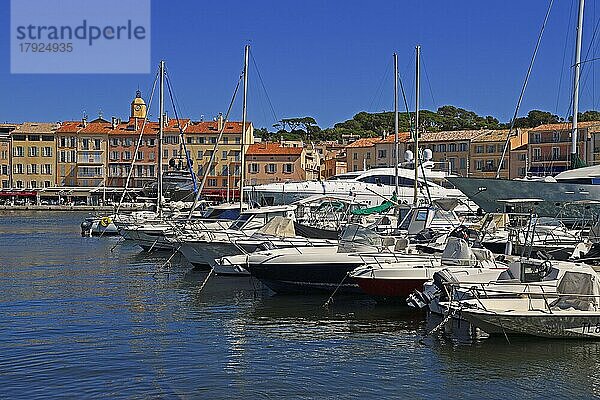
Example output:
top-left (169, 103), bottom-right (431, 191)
top-left (100, 216), bottom-right (112, 227)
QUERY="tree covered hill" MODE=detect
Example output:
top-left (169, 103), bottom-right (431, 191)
top-left (254, 106), bottom-right (600, 142)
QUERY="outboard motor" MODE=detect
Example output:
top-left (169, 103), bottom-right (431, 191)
top-left (407, 269), bottom-right (458, 309)
top-left (80, 218), bottom-right (93, 237)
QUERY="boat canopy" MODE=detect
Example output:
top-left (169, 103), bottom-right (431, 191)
top-left (552, 268), bottom-right (600, 311)
top-left (350, 194), bottom-right (397, 215)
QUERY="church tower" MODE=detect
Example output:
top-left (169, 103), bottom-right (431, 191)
top-left (130, 89), bottom-right (147, 119)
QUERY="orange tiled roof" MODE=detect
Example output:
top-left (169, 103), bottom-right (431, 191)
top-left (417, 130), bottom-right (486, 142)
top-left (471, 129), bottom-right (511, 143)
top-left (247, 143), bottom-right (303, 156)
top-left (529, 121), bottom-right (600, 132)
top-left (12, 122), bottom-right (59, 134)
top-left (379, 132), bottom-right (411, 143)
top-left (56, 121), bottom-right (83, 133)
top-left (345, 137), bottom-right (381, 148)
top-left (185, 120), bottom-right (249, 134)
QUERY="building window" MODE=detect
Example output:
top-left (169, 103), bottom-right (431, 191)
top-left (110, 151), bottom-right (119, 161)
top-left (2, 180), bottom-right (8, 189)
top-left (533, 148), bottom-right (542, 161)
top-left (222, 179), bottom-right (228, 187)
top-left (353, 152), bottom-right (358, 160)
top-left (124, 151), bottom-right (132, 160)
top-left (378, 149), bottom-right (387, 159)
top-left (485, 160), bottom-right (494, 170)
top-left (197, 150), bottom-right (204, 158)
top-left (475, 160), bottom-right (483, 170)
top-left (365, 152), bottom-right (371, 159)
top-left (438, 144), bottom-right (447, 152)
top-left (137, 151), bottom-right (144, 160)
top-left (186, 137), bottom-right (193, 144)
top-left (449, 143), bottom-right (457, 152)
top-left (222, 150), bottom-right (228, 159)
top-left (486, 145), bottom-right (495, 153)
top-left (460, 158), bottom-right (466, 169)
top-left (149, 153), bottom-right (155, 160)
top-left (30, 180), bottom-right (37, 189)
top-left (519, 153), bottom-right (527, 161)
top-left (208, 178), bottom-right (217, 187)
top-left (28, 146), bottom-right (38, 157)
top-left (553, 132), bottom-right (560, 143)
top-left (163, 149), bottom-right (168, 158)
top-left (519, 167), bottom-right (526, 176)
top-left (42, 164), bottom-right (51, 175)
top-left (283, 163), bottom-right (294, 173)
top-left (223, 137), bottom-right (229, 144)
top-left (267, 163), bottom-right (276, 173)
top-left (16, 180), bottom-right (23, 188)
top-left (111, 138), bottom-right (119, 146)
top-left (82, 138), bottom-right (90, 150)
top-left (235, 137), bottom-right (241, 144)
top-left (210, 137), bottom-right (217, 144)
top-left (44, 180), bottom-right (51, 188)
top-left (250, 163), bottom-right (259, 173)
top-left (533, 133), bottom-right (541, 144)
top-left (42, 147), bottom-right (52, 157)
top-left (14, 146), bottom-right (24, 157)
top-left (459, 143), bottom-right (467, 152)
top-left (173, 149), bottom-right (178, 157)
top-left (94, 139), bottom-right (101, 150)
top-left (552, 147), bottom-right (560, 160)
top-left (222, 165), bottom-right (229, 175)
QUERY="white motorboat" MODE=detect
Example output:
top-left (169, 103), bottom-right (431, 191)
top-left (245, 161), bottom-right (473, 212)
top-left (447, 266), bottom-right (600, 339)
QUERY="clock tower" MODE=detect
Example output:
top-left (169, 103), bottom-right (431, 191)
top-left (130, 90), bottom-right (147, 119)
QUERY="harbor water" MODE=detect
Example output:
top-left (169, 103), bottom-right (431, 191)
top-left (1, 212), bottom-right (600, 399)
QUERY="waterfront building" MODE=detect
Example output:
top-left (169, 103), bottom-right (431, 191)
top-left (107, 117), bottom-right (160, 188)
top-left (11, 122), bottom-right (58, 189)
top-left (184, 115), bottom-right (254, 199)
top-left (322, 152), bottom-right (347, 179)
top-left (345, 137), bottom-right (381, 172)
top-left (415, 130), bottom-right (481, 176)
top-left (509, 130), bottom-right (529, 179)
top-left (245, 142), bottom-right (305, 186)
top-left (374, 132), bottom-right (410, 168)
top-left (76, 118), bottom-right (110, 187)
top-left (528, 121), bottom-right (598, 175)
top-left (0, 124), bottom-right (17, 189)
top-left (56, 121), bottom-right (81, 187)
top-left (468, 130), bottom-right (512, 179)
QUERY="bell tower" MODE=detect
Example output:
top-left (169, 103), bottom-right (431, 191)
top-left (130, 89), bottom-right (147, 119)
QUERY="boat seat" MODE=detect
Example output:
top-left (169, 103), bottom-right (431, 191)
top-left (395, 237), bottom-right (409, 251)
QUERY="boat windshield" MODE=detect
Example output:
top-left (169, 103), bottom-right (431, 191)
top-left (340, 224), bottom-right (386, 246)
top-left (532, 217), bottom-right (564, 228)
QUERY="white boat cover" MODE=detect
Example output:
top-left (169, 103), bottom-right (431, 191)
top-left (256, 216), bottom-right (296, 238)
top-left (441, 238), bottom-right (477, 266)
top-left (552, 268), bottom-right (600, 311)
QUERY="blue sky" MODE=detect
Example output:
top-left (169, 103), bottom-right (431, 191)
top-left (1, 0), bottom-right (599, 129)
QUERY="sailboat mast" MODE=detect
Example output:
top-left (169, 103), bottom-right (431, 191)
top-left (413, 45), bottom-right (420, 205)
top-left (158, 60), bottom-right (165, 217)
top-left (394, 53), bottom-right (399, 196)
top-left (239, 45), bottom-right (249, 212)
top-left (571, 0), bottom-right (585, 166)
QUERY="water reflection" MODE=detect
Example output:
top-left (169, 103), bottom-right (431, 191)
top-left (1, 212), bottom-right (599, 398)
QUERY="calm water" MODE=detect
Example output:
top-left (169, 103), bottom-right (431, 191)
top-left (1, 212), bottom-right (600, 399)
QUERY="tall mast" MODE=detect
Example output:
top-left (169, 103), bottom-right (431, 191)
top-left (571, 0), bottom-right (585, 167)
top-left (157, 60), bottom-right (165, 217)
top-left (394, 53), bottom-right (399, 196)
top-left (413, 45), bottom-right (420, 205)
top-left (239, 45), bottom-right (249, 212)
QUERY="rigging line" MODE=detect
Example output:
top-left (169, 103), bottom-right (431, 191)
top-left (115, 65), bottom-right (160, 215)
top-left (165, 71), bottom-right (198, 193)
top-left (187, 74), bottom-right (243, 219)
top-left (420, 53), bottom-right (438, 110)
top-left (250, 51), bottom-right (278, 124)
top-left (555, 0), bottom-right (575, 115)
top-left (496, 0), bottom-right (554, 179)
top-left (367, 57), bottom-right (392, 112)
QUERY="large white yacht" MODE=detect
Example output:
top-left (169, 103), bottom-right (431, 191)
top-left (245, 162), bottom-right (471, 210)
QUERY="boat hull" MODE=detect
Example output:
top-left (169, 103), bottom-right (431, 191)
top-left (448, 176), bottom-right (600, 217)
top-left (353, 277), bottom-right (430, 302)
top-left (461, 310), bottom-right (600, 339)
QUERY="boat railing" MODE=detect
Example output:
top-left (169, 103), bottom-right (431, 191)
top-left (446, 280), bottom-right (600, 314)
